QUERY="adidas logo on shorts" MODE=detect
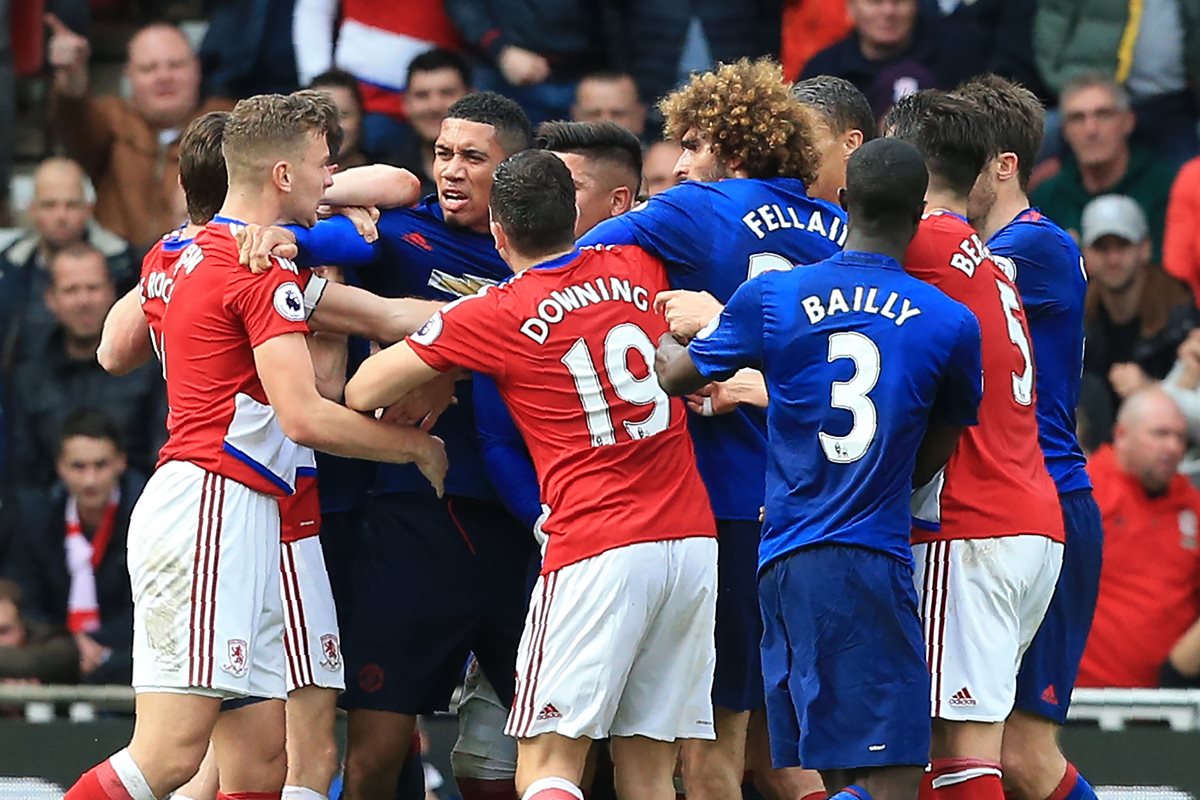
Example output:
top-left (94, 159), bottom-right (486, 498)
top-left (948, 687), bottom-right (977, 707)
top-left (536, 703), bottom-right (563, 721)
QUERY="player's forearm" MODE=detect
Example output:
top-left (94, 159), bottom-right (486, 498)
top-left (326, 165), bottom-right (421, 209)
top-left (309, 284), bottom-right (443, 343)
top-left (97, 288), bottom-right (153, 376)
top-left (344, 342), bottom-right (444, 413)
top-left (726, 369), bottom-right (768, 408)
top-left (307, 332), bottom-right (348, 401)
top-left (287, 397), bottom-right (435, 463)
top-left (655, 334), bottom-right (710, 396)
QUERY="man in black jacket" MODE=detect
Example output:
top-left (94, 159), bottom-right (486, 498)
top-left (5, 409), bottom-right (145, 685)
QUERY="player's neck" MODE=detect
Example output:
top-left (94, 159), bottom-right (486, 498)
top-left (218, 185), bottom-right (286, 228)
top-left (843, 231), bottom-right (909, 264)
top-left (923, 188), bottom-right (968, 220)
top-left (979, 190), bottom-right (1031, 241)
top-left (508, 246), bottom-right (576, 275)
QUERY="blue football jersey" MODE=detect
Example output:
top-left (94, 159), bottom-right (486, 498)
top-left (987, 208), bottom-right (1091, 495)
top-left (688, 251), bottom-right (983, 568)
top-left (289, 196), bottom-right (512, 501)
top-left (579, 177), bottom-right (847, 520)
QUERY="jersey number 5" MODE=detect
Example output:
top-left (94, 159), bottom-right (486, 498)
top-left (995, 280), bottom-right (1033, 406)
top-left (820, 332), bottom-right (880, 463)
top-left (562, 324), bottom-right (671, 447)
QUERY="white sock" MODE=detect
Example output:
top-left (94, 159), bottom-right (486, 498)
top-left (282, 786), bottom-right (329, 800)
top-left (110, 748), bottom-right (157, 800)
top-left (522, 776), bottom-right (584, 800)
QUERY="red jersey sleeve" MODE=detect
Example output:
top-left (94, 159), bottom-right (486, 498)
top-left (407, 286), bottom-right (510, 377)
top-left (226, 258), bottom-right (312, 347)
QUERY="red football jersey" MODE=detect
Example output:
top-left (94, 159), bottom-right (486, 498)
top-left (139, 219), bottom-right (313, 497)
top-left (408, 245), bottom-right (716, 574)
top-left (906, 212), bottom-right (1063, 543)
top-left (280, 446), bottom-right (322, 543)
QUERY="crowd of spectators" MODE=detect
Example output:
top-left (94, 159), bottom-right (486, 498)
top-left (1, 0), bottom-right (1200, 698)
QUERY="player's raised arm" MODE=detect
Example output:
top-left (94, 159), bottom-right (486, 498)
top-left (655, 333), bottom-right (709, 396)
top-left (659, 277), bottom-right (767, 396)
top-left (97, 286), bottom-right (152, 375)
top-left (344, 340), bottom-right (444, 413)
top-left (324, 164), bottom-right (421, 209)
top-left (308, 282), bottom-right (443, 343)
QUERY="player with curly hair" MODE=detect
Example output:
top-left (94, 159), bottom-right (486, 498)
top-left (579, 58), bottom-right (844, 800)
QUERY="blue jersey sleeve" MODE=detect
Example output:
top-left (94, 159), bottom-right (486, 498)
top-left (578, 185), bottom-right (714, 274)
top-left (287, 214), bottom-right (382, 267)
top-left (687, 277), bottom-right (766, 381)
top-left (473, 373), bottom-right (543, 530)
top-left (932, 311), bottom-right (984, 426)
top-left (989, 223), bottom-right (1079, 320)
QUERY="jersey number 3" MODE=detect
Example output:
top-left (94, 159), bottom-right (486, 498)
top-left (562, 324), bottom-right (670, 447)
top-left (820, 331), bottom-right (880, 463)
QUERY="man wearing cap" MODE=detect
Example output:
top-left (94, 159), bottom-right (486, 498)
top-left (1081, 194), bottom-right (1200, 437)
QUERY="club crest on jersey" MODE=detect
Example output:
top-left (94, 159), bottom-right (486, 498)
top-left (1180, 509), bottom-right (1197, 550)
top-left (411, 312), bottom-right (443, 345)
top-left (428, 269), bottom-right (498, 298)
top-left (319, 634), bottom-right (342, 671)
top-left (222, 639), bottom-right (249, 678)
top-left (273, 281), bottom-right (306, 322)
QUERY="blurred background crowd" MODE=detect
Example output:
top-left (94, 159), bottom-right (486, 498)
top-left (0, 0), bottom-right (1199, 702)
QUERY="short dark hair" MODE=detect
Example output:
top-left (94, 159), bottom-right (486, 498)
top-left (310, 68), bottom-right (364, 112)
top-left (58, 408), bottom-right (126, 455)
top-left (535, 120), bottom-right (643, 192)
top-left (844, 138), bottom-right (928, 233)
top-left (179, 111), bottom-right (229, 225)
top-left (884, 90), bottom-right (994, 198)
top-left (406, 47), bottom-right (472, 90)
top-left (793, 75), bottom-right (877, 142)
top-left (954, 74), bottom-right (1044, 190)
top-left (48, 241), bottom-right (108, 283)
top-left (490, 150), bottom-right (577, 257)
top-left (447, 92), bottom-right (532, 156)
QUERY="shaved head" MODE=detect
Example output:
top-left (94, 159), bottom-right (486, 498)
top-left (1114, 388), bottom-right (1189, 493)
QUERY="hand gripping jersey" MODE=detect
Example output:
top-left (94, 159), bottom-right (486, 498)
top-left (406, 246), bottom-right (716, 574)
top-left (987, 208), bottom-right (1091, 495)
top-left (687, 250), bottom-right (984, 568)
top-left (905, 213), bottom-right (1064, 544)
top-left (579, 178), bottom-right (846, 521)
top-left (139, 218), bottom-right (315, 496)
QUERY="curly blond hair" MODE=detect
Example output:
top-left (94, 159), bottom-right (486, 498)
top-left (659, 58), bottom-right (820, 184)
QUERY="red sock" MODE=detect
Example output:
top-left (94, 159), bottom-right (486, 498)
top-left (64, 761), bottom-right (135, 800)
top-left (930, 759), bottom-right (1004, 800)
top-left (1046, 764), bottom-right (1080, 800)
top-left (216, 793), bottom-right (282, 800)
top-left (457, 777), bottom-right (520, 800)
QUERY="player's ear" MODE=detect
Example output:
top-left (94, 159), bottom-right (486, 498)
top-left (837, 186), bottom-right (848, 212)
top-left (611, 186), bottom-right (632, 216)
top-left (996, 152), bottom-right (1019, 183)
top-left (272, 160), bottom-right (292, 193)
top-left (490, 219), bottom-right (507, 255)
top-left (843, 129), bottom-right (864, 156)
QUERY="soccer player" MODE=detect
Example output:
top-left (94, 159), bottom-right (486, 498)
top-left (792, 76), bottom-right (877, 204)
top-left (345, 149), bottom-right (719, 800)
top-left (64, 92), bottom-right (447, 800)
top-left (578, 57), bottom-right (843, 800)
top-left (534, 119), bottom-right (643, 236)
top-left (238, 91), bottom-right (539, 800)
top-left (883, 89), bottom-right (1065, 800)
top-left (956, 74), bottom-right (1104, 800)
top-left (655, 137), bottom-right (983, 800)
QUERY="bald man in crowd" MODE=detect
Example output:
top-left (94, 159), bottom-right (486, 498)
top-left (1080, 388), bottom-right (1200, 689)
top-left (0, 156), bottom-right (133, 369)
top-left (46, 15), bottom-right (232, 249)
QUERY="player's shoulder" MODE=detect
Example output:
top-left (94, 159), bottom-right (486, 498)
top-left (992, 208), bottom-right (1077, 253)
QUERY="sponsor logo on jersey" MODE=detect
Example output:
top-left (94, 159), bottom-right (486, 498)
top-left (222, 639), bottom-right (249, 678)
top-left (273, 281), bottom-right (306, 322)
top-left (427, 269), bottom-right (499, 298)
top-left (1041, 684), bottom-right (1059, 705)
top-left (403, 232), bottom-right (434, 252)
